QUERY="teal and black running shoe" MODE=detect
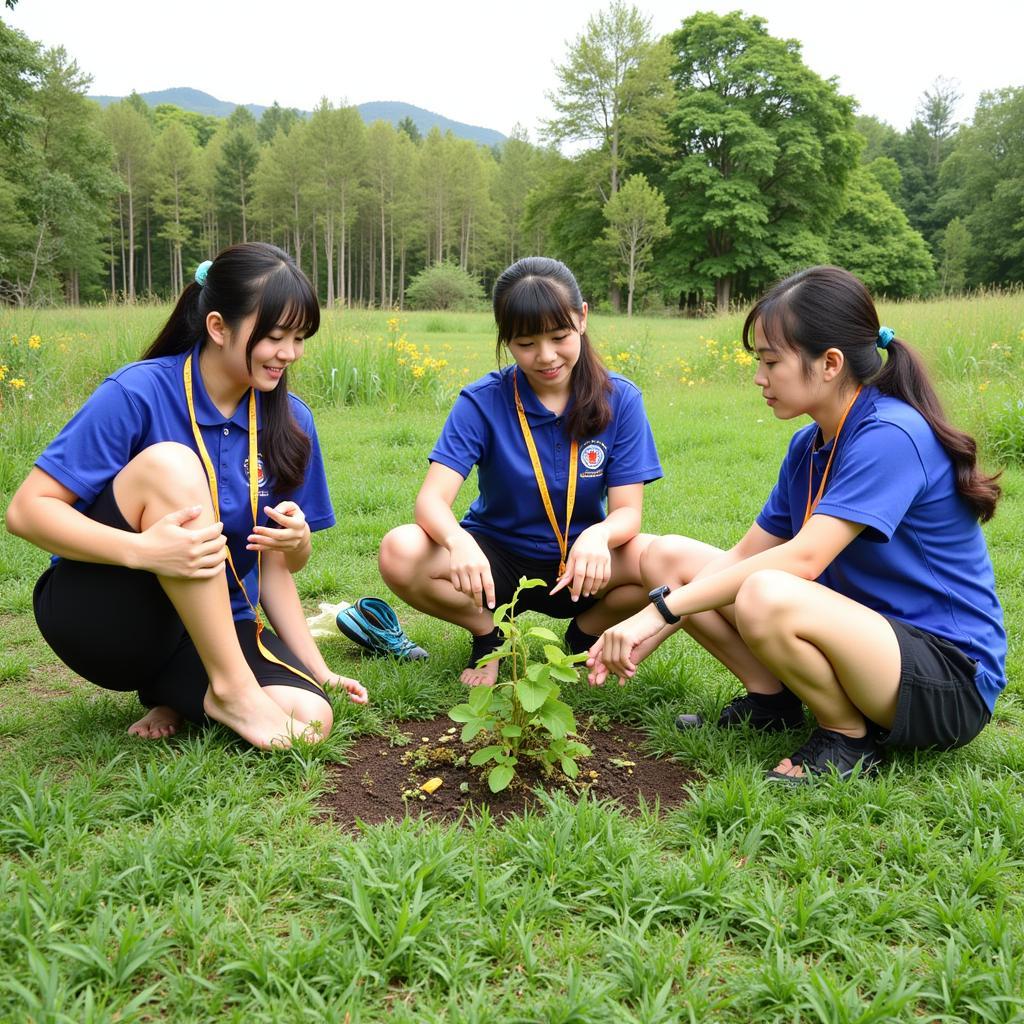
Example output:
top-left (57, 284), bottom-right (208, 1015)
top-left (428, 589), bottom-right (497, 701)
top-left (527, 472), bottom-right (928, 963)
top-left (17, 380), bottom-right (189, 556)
top-left (336, 597), bottom-right (429, 660)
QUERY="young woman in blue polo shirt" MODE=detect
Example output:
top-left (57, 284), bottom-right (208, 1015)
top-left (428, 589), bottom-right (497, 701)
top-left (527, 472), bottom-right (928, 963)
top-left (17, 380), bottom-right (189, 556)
top-left (588, 265), bottom-right (1005, 781)
top-left (379, 256), bottom-right (663, 685)
top-left (5, 243), bottom-right (367, 749)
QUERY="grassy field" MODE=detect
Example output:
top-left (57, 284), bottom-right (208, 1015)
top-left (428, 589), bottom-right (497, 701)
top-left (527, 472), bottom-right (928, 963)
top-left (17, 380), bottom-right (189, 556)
top-left (0, 298), bottom-right (1023, 1022)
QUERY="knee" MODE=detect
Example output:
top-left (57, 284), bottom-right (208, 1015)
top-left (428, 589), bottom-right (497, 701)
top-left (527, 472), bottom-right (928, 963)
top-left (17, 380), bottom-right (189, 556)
top-left (734, 570), bottom-right (801, 647)
top-left (379, 524), bottom-right (430, 589)
top-left (123, 442), bottom-right (207, 499)
top-left (295, 692), bottom-right (334, 738)
top-left (640, 534), bottom-right (702, 587)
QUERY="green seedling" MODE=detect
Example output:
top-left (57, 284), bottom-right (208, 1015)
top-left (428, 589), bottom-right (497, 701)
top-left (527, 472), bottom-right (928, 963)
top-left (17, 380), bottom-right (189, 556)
top-left (448, 577), bottom-right (592, 793)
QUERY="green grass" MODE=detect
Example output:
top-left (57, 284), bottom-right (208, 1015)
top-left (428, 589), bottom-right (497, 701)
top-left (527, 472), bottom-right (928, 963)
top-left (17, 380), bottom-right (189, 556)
top-left (0, 300), bottom-right (1023, 1021)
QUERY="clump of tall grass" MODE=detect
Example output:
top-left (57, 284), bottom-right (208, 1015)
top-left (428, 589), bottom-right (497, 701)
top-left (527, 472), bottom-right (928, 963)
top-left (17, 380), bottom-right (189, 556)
top-left (291, 315), bottom-right (468, 411)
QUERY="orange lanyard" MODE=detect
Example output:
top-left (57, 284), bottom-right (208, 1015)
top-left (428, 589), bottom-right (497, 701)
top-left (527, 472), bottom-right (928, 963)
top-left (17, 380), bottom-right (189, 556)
top-left (803, 385), bottom-right (862, 526)
top-left (183, 354), bottom-right (319, 688)
top-left (513, 369), bottom-right (578, 577)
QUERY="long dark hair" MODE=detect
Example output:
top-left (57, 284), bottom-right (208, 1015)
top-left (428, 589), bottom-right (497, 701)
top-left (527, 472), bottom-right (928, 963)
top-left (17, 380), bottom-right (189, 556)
top-left (742, 265), bottom-right (1000, 522)
top-left (492, 256), bottom-right (612, 439)
top-left (143, 242), bottom-right (319, 493)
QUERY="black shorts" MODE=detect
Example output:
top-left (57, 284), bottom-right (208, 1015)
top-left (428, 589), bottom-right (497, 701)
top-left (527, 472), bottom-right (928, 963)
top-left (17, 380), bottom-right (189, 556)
top-left (468, 531), bottom-right (600, 620)
top-left (876, 618), bottom-right (991, 751)
top-left (32, 481), bottom-right (329, 725)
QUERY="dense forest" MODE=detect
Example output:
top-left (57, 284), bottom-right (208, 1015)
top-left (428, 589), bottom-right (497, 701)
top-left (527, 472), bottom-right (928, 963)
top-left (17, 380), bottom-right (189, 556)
top-left (1, 5), bottom-right (1022, 311)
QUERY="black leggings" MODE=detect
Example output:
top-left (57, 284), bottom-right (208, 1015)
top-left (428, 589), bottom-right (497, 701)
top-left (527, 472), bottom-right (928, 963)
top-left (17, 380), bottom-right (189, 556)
top-left (32, 482), bottom-right (329, 724)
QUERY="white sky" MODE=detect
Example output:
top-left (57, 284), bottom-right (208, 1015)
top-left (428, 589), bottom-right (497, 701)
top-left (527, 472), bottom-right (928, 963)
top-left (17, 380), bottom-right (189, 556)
top-left (7, 0), bottom-right (1023, 140)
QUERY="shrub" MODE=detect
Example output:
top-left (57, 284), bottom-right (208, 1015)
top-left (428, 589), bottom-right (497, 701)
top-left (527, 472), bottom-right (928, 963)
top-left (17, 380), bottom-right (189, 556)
top-left (404, 262), bottom-right (487, 311)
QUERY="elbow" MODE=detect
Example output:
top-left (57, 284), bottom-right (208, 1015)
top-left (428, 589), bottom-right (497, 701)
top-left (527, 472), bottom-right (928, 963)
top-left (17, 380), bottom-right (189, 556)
top-left (789, 543), bottom-right (827, 581)
top-left (4, 494), bottom-right (28, 540)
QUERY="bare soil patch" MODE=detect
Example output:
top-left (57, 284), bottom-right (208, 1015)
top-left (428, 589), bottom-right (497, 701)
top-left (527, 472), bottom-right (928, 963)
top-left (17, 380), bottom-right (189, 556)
top-left (320, 717), bottom-right (696, 828)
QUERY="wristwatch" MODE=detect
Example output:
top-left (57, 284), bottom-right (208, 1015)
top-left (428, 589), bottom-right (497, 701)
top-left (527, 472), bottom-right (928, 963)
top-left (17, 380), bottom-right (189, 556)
top-left (648, 585), bottom-right (681, 624)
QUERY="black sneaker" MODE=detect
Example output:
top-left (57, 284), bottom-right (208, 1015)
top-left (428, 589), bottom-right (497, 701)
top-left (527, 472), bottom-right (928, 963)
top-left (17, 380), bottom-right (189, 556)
top-left (766, 727), bottom-right (883, 784)
top-left (675, 690), bottom-right (804, 733)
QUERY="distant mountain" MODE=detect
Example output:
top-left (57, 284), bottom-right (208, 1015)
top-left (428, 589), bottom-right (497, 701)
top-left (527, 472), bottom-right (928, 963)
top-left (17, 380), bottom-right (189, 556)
top-left (89, 88), bottom-right (507, 147)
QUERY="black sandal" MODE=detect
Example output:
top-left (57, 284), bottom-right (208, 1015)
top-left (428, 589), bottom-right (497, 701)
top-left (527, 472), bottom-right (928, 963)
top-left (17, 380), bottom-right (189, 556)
top-left (766, 727), bottom-right (883, 784)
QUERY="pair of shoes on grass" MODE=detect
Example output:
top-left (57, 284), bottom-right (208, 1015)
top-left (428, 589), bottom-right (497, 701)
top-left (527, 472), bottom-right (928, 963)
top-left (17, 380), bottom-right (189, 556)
top-left (675, 688), bottom-right (882, 783)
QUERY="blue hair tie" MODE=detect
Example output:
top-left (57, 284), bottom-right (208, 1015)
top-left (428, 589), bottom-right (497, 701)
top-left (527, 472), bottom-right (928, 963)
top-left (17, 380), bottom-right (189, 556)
top-left (194, 260), bottom-right (213, 286)
top-left (877, 326), bottom-right (895, 349)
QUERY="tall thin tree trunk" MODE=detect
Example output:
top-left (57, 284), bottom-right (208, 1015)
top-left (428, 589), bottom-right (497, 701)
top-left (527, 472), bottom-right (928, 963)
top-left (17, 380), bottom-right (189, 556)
top-left (145, 202), bottom-right (152, 297)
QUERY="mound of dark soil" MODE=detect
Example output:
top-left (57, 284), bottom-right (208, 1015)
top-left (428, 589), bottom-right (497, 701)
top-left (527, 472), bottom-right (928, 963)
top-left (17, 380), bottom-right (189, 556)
top-left (320, 717), bottom-right (695, 828)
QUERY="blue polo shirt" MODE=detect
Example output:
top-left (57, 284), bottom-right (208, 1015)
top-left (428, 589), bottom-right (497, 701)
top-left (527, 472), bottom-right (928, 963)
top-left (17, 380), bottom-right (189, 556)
top-left (36, 344), bottom-right (335, 621)
top-left (756, 386), bottom-right (1006, 711)
top-left (429, 367), bottom-right (662, 560)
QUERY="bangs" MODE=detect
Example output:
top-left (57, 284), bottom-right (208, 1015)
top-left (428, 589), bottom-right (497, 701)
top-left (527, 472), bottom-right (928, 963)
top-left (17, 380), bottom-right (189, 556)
top-left (496, 275), bottom-right (579, 343)
top-left (742, 290), bottom-right (799, 353)
top-left (246, 263), bottom-right (321, 351)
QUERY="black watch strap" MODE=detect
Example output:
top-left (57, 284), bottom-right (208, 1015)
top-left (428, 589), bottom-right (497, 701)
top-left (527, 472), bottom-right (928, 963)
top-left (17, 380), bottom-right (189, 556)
top-left (649, 585), bottom-right (681, 625)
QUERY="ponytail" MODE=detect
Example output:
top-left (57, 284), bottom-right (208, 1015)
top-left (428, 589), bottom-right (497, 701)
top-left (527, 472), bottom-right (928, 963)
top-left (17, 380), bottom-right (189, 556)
top-left (492, 256), bottom-right (611, 440)
top-left (874, 337), bottom-right (1001, 522)
top-left (142, 243), bottom-right (319, 493)
top-left (744, 265), bottom-right (1001, 521)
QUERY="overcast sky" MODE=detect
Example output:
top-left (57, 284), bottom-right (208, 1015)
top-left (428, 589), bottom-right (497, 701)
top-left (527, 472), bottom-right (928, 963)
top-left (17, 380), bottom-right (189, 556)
top-left (8, 0), bottom-right (1022, 140)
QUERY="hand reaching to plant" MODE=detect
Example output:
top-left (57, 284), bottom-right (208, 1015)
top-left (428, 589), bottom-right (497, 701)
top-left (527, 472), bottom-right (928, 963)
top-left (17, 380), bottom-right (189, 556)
top-left (550, 524), bottom-right (611, 601)
top-left (586, 604), bottom-right (667, 686)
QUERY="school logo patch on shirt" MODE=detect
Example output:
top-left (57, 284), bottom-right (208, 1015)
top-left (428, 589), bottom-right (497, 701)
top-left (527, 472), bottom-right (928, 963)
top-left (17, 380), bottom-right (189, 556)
top-left (579, 441), bottom-right (607, 477)
top-left (244, 454), bottom-right (269, 497)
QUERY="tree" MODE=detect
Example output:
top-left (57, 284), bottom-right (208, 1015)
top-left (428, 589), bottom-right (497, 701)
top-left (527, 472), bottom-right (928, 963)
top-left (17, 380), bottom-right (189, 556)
top-left (151, 121), bottom-right (200, 294)
top-left (258, 101), bottom-right (301, 144)
top-left (940, 88), bottom-right (1024, 286)
top-left (104, 98), bottom-right (153, 300)
top-left (215, 106), bottom-right (260, 243)
top-left (602, 173), bottom-right (668, 314)
top-left (543, 1), bottom-right (671, 309)
top-left (917, 77), bottom-right (961, 171)
top-left (939, 216), bottom-right (970, 292)
top-left (0, 19), bottom-right (42, 151)
top-left (543, 1), bottom-right (671, 200)
top-left (397, 116), bottom-right (421, 144)
top-left (662, 11), bottom-right (859, 309)
top-left (828, 166), bottom-right (935, 298)
top-left (304, 101), bottom-right (365, 305)
top-left (492, 126), bottom-right (541, 265)
top-left (252, 121), bottom-right (310, 270)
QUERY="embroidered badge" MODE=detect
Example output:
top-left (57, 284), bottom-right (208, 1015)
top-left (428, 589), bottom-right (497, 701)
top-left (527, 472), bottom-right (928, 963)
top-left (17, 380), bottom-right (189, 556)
top-left (579, 441), bottom-right (607, 476)
top-left (245, 454), bottom-right (269, 496)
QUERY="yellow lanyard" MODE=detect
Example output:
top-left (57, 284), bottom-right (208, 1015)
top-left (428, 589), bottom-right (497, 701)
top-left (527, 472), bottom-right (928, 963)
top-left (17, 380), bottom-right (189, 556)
top-left (803, 385), bottom-right (862, 526)
top-left (183, 354), bottom-right (320, 689)
top-left (513, 368), bottom-right (578, 576)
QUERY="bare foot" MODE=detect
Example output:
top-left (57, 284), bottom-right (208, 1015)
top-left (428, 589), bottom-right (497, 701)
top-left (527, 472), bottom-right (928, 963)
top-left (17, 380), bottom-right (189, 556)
top-left (769, 757), bottom-right (805, 779)
top-left (460, 659), bottom-right (499, 687)
top-left (203, 683), bottom-right (309, 749)
top-left (128, 705), bottom-right (182, 739)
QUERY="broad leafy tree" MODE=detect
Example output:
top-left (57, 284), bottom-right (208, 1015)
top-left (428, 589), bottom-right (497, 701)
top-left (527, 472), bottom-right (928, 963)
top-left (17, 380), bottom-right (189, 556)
top-left (828, 166), bottom-right (935, 298)
top-left (940, 88), bottom-right (1024, 286)
top-left (662, 11), bottom-right (859, 309)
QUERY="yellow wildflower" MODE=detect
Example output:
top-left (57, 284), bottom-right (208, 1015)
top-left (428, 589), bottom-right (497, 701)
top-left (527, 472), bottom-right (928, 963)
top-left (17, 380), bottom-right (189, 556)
top-left (411, 365), bottom-right (425, 379)
top-left (979, 380), bottom-right (990, 392)
top-left (28, 335), bottom-right (41, 349)
top-left (0, 364), bottom-right (6, 381)
top-left (10, 377), bottom-right (27, 389)
top-left (10, 335), bottom-right (18, 346)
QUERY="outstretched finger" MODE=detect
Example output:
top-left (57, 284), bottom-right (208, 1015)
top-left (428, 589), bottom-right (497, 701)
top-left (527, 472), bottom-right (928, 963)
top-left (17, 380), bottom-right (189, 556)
top-left (549, 566), bottom-right (573, 596)
top-left (482, 569), bottom-right (496, 611)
